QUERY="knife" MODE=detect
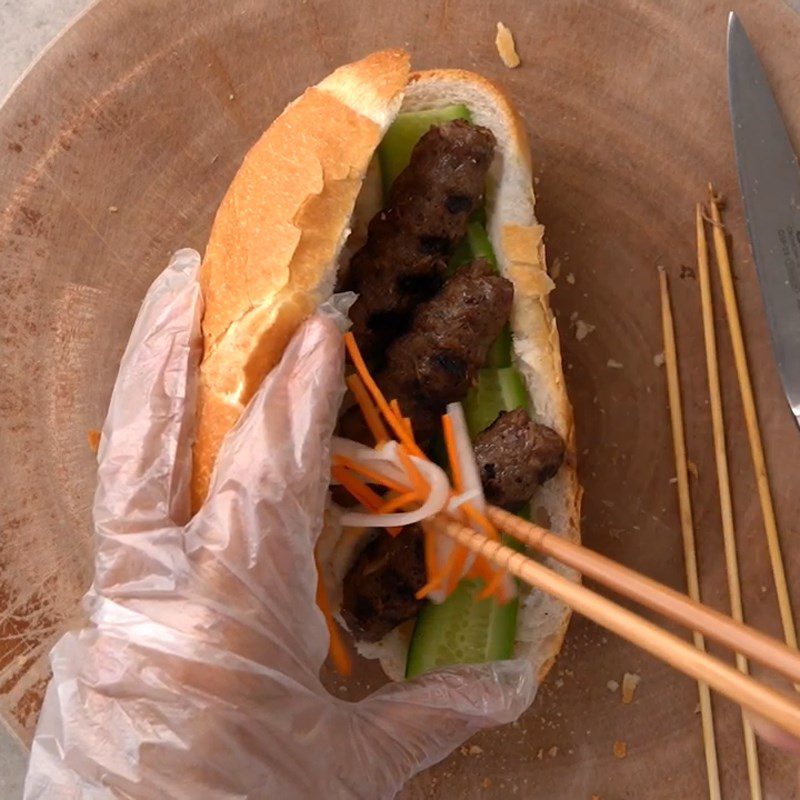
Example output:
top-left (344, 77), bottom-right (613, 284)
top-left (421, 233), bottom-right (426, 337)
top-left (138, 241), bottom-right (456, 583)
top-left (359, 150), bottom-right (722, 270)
top-left (727, 11), bottom-right (800, 429)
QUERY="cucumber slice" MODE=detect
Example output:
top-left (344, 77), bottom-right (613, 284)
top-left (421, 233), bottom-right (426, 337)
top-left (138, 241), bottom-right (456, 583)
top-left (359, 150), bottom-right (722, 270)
top-left (448, 235), bottom-right (474, 274)
top-left (485, 328), bottom-right (513, 369)
top-left (379, 104), bottom-right (471, 193)
top-left (406, 580), bottom-right (518, 678)
top-left (406, 367), bottom-right (531, 677)
top-left (463, 367), bottom-right (531, 438)
top-left (464, 221), bottom-right (497, 269)
top-left (448, 220), bottom-right (498, 274)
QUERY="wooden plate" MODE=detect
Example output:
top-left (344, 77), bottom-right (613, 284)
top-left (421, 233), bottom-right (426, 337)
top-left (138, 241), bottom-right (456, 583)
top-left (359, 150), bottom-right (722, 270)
top-left (2, 1), bottom-right (800, 796)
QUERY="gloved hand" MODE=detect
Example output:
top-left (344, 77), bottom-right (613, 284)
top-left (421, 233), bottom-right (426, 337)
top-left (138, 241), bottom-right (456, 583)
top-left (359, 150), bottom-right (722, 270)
top-left (23, 250), bottom-right (536, 800)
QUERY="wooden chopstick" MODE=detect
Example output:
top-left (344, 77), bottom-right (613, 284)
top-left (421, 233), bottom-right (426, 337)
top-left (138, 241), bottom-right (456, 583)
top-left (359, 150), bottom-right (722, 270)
top-left (486, 505), bottom-right (800, 685)
top-left (707, 187), bottom-right (799, 656)
top-left (433, 513), bottom-right (800, 740)
top-left (696, 202), bottom-right (762, 799)
top-left (658, 265), bottom-right (722, 799)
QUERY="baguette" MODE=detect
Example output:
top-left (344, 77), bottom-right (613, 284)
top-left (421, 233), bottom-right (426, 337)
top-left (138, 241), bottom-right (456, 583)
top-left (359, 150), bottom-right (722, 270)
top-left (192, 52), bottom-right (581, 685)
top-left (193, 50), bottom-right (410, 509)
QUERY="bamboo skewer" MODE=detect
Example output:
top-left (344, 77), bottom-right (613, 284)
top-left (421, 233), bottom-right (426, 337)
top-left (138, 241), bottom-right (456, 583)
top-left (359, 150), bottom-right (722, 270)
top-left (486, 504), bottom-right (800, 685)
top-left (707, 188), bottom-right (799, 657)
top-left (433, 514), bottom-right (800, 741)
top-left (696, 203), bottom-right (761, 800)
top-left (658, 265), bottom-right (722, 800)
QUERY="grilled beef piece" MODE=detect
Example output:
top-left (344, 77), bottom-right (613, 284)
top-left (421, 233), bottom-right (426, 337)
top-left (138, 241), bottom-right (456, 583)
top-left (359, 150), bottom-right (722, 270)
top-left (340, 524), bottom-right (427, 643)
top-left (347, 120), bottom-right (496, 361)
top-left (473, 408), bottom-right (566, 509)
top-left (341, 260), bottom-right (513, 445)
top-left (384, 262), bottom-right (513, 404)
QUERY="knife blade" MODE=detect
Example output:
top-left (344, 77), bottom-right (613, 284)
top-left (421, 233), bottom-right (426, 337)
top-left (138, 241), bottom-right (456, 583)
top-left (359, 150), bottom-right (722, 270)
top-left (727, 11), bottom-right (800, 429)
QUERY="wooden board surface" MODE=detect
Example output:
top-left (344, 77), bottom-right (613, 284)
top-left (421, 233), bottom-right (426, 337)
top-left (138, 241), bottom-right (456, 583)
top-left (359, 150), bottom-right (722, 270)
top-left (1, 0), bottom-right (800, 796)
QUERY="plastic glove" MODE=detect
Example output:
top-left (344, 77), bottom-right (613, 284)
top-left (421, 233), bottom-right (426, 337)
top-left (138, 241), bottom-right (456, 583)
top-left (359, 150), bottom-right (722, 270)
top-left (23, 249), bottom-right (536, 800)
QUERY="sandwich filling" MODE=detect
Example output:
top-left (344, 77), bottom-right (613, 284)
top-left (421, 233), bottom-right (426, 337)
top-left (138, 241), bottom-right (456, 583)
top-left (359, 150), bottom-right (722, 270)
top-left (334, 109), bottom-right (565, 676)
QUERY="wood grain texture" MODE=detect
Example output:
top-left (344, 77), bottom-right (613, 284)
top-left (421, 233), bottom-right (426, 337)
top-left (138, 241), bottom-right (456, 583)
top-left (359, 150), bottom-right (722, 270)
top-left (1, 1), bottom-right (799, 797)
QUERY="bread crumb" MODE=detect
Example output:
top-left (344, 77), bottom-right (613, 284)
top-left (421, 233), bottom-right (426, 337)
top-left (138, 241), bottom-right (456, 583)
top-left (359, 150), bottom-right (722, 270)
top-left (613, 740), bottom-right (627, 759)
top-left (469, 745), bottom-right (483, 756)
top-left (547, 746), bottom-right (558, 758)
top-left (653, 352), bottom-right (665, 367)
top-left (622, 672), bottom-right (641, 704)
top-left (495, 22), bottom-right (521, 68)
top-left (687, 461), bottom-right (699, 480)
top-left (87, 429), bottom-right (101, 454)
top-left (566, 272), bottom-right (575, 285)
top-left (569, 310), bottom-right (579, 323)
top-left (607, 679), bottom-right (619, 692)
top-left (108, 205), bottom-right (119, 213)
top-left (575, 320), bottom-right (595, 341)
top-left (607, 359), bottom-right (623, 369)
top-left (554, 678), bottom-right (564, 689)
top-left (550, 257), bottom-right (561, 279)
top-left (481, 777), bottom-right (492, 789)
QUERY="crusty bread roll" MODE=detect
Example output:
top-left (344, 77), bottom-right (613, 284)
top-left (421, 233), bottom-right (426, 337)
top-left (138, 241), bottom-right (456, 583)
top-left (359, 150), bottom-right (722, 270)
top-left (192, 52), bottom-right (581, 685)
top-left (192, 50), bottom-right (410, 509)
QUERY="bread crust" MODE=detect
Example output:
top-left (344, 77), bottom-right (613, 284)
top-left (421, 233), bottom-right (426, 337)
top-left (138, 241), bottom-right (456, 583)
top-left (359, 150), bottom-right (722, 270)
top-left (192, 50), bottom-right (410, 508)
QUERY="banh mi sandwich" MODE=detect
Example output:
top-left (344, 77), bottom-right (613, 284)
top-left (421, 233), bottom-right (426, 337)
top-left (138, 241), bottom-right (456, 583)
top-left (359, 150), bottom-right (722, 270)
top-left (192, 50), bottom-right (580, 683)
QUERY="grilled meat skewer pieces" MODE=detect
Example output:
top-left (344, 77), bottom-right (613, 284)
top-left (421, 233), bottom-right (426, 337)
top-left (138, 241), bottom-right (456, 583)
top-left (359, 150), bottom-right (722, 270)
top-left (347, 120), bottom-right (496, 363)
top-left (473, 408), bottom-right (566, 509)
top-left (341, 525), bottom-right (427, 643)
top-left (342, 260), bottom-right (513, 445)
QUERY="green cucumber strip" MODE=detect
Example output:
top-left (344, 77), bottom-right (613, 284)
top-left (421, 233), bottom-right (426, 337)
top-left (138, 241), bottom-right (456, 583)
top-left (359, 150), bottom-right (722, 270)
top-left (485, 328), bottom-right (513, 369)
top-left (463, 367), bottom-right (530, 438)
top-left (447, 235), bottom-right (474, 274)
top-left (471, 205), bottom-right (487, 227)
top-left (448, 220), bottom-right (498, 275)
top-left (405, 580), bottom-right (518, 678)
top-left (465, 221), bottom-right (497, 269)
top-left (378, 104), bottom-right (472, 194)
top-left (406, 366), bottom-right (531, 677)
